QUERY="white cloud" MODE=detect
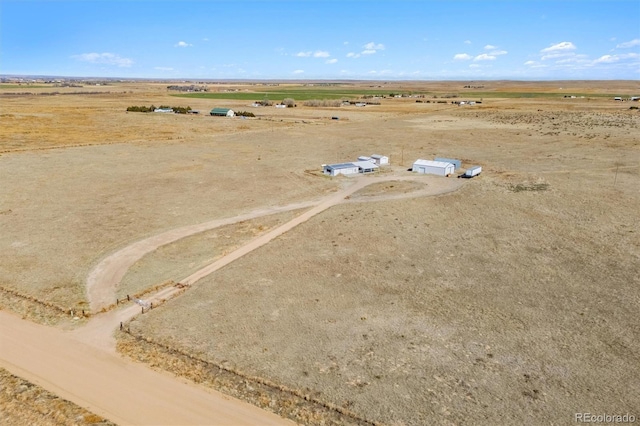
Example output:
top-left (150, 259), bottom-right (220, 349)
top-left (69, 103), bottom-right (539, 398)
top-left (154, 67), bottom-right (173, 71)
top-left (292, 69), bottom-right (304, 74)
top-left (491, 50), bottom-right (508, 56)
top-left (363, 42), bottom-right (385, 51)
top-left (359, 42), bottom-right (385, 55)
top-left (326, 58), bottom-right (338, 64)
top-left (347, 52), bottom-right (360, 58)
top-left (474, 53), bottom-right (496, 61)
top-left (594, 55), bottom-right (618, 64)
top-left (541, 41), bottom-right (576, 53)
top-left (594, 52), bottom-right (639, 64)
top-left (616, 39), bottom-right (640, 49)
top-left (484, 44), bottom-right (497, 50)
top-left (453, 53), bottom-right (472, 61)
top-left (175, 41), bottom-right (192, 47)
top-left (297, 50), bottom-right (331, 58)
top-left (72, 52), bottom-right (133, 67)
top-left (464, 40), bottom-right (472, 44)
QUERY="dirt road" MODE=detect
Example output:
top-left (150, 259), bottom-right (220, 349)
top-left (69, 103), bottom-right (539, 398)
top-left (0, 310), bottom-right (294, 425)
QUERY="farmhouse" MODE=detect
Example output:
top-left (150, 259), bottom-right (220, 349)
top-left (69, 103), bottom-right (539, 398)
top-left (371, 154), bottom-right (389, 165)
top-left (210, 108), bottom-right (235, 117)
top-left (435, 157), bottom-right (461, 170)
top-left (323, 163), bottom-right (360, 176)
top-left (412, 159), bottom-right (455, 176)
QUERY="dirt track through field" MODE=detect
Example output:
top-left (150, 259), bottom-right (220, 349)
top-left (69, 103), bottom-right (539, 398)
top-left (0, 173), bottom-right (463, 425)
top-left (87, 174), bottom-right (464, 314)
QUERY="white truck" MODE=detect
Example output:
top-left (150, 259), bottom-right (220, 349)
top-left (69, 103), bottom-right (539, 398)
top-left (463, 165), bottom-right (482, 178)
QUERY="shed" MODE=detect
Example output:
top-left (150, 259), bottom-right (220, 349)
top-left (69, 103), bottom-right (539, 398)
top-left (154, 108), bottom-right (174, 113)
top-left (412, 159), bottom-right (455, 176)
top-left (358, 156), bottom-right (373, 162)
top-left (370, 154), bottom-right (389, 165)
top-left (352, 160), bottom-right (379, 174)
top-left (435, 157), bottom-right (461, 170)
top-left (210, 108), bottom-right (235, 117)
top-left (323, 163), bottom-right (360, 177)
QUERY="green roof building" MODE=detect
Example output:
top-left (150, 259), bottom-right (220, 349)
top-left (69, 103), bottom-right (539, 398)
top-left (210, 108), bottom-right (235, 117)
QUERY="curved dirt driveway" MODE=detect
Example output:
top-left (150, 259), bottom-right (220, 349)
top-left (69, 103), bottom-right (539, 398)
top-left (87, 175), bottom-right (464, 312)
top-left (86, 201), bottom-right (317, 312)
top-left (0, 174), bottom-right (463, 425)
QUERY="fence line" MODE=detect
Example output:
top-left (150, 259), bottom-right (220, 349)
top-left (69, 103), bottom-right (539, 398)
top-left (120, 327), bottom-right (381, 426)
top-left (0, 284), bottom-right (89, 317)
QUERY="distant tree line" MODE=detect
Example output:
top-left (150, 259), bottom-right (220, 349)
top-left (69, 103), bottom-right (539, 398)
top-left (166, 85), bottom-right (208, 92)
top-left (234, 111), bottom-right (255, 117)
top-left (126, 105), bottom-right (192, 113)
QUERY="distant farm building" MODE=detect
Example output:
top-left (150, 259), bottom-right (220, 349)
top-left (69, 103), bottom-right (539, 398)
top-left (154, 108), bottom-right (174, 113)
top-left (210, 108), bottom-right (235, 117)
top-left (371, 154), bottom-right (389, 165)
top-left (434, 157), bottom-right (461, 170)
top-left (412, 159), bottom-right (455, 176)
top-left (358, 156), bottom-right (373, 162)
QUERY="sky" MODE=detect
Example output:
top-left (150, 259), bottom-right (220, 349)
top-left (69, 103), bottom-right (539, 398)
top-left (1, 0), bottom-right (639, 80)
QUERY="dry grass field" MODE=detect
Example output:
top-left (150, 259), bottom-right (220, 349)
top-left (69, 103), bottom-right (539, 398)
top-left (1, 80), bottom-right (639, 424)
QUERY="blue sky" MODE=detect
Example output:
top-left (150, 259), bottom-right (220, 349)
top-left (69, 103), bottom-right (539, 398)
top-left (1, 0), bottom-right (639, 80)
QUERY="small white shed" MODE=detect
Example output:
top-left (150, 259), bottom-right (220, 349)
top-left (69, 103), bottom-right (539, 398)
top-left (370, 154), bottom-right (389, 165)
top-left (323, 163), bottom-right (360, 176)
top-left (412, 159), bottom-right (455, 176)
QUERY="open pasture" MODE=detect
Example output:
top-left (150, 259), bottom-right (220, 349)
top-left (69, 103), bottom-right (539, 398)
top-left (0, 80), bottom-right (639, 424)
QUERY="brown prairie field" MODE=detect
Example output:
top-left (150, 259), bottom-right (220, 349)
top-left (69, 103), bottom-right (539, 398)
top-left (1, 80), bottom-right (639, 424)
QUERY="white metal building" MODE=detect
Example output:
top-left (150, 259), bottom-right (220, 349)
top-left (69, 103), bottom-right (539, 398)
top-left (323, 163), bottom-right (360, 176)
top-left (435, 157), bottom-right (461, 170)
top-left (352, 160), bottom-right (379, 174)
top-left (370, 154), bottom-right (389, 165)
top-left (412, 159), bottom-right (455, 176)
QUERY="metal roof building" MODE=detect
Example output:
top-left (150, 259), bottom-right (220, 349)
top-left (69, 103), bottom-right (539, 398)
top-left (210, 108), bottom-right (235, 117)
top-left (370, 154), bottom-right (389, 165)
top-left (435, 157), bottom-right (461, 170)
top-left (323, 163), bottom-right (360, 176)
top-left (412, 159), bottom-right (455, 176)
top-left (352, 160), bottom-right (380, 174)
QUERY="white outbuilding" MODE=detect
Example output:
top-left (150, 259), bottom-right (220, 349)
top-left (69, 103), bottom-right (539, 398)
top-left (412, 159), bottom-right (455, 176)
top-left (323, 163), bottom-right (360, 176)
top-left (370, 154), bottom-right (389, 165)
top-left (352, 160), bottom-right (379, 174)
